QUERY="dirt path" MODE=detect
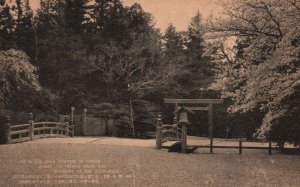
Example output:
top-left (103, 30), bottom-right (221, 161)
top-left (0, 137), bottom-right (299, 187)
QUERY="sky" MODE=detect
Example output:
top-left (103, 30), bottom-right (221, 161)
top-left (29, 0), bottom-right (222, 32)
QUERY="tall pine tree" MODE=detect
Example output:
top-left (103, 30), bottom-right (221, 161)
top-left (14, 0), bottom-right (35, 61)
top-left (0, 3), bottom-right (15, 49)
top-left (164, 24), bottom-right (184, 57)
top-left (184, 12), bottom-right (214, 97)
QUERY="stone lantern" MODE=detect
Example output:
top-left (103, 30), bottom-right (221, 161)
top-left (174, 106), bottom-right (194, 124)
top-left (174, 106), bottom-right (194, 153)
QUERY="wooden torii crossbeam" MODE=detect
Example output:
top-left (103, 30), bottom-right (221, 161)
top-left (164, 98), bottom-right (223, 140)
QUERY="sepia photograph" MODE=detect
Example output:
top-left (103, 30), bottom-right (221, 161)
top-left (0, 0), bottom-right (299, 186)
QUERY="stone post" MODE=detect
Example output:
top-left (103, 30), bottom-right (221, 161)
top-left (5, 116), bottom-right (11, 144)
top-left (181, 122), bottom-right (187, 153)
top-left (65, 116), bottom-right (69, 136)
top-left (239, 139), bottom-right (242, 155)
top-left (156, 114), bottom-right (162, 149)
top-left (173, 117), bottom-right (179, 140)
top-left (28, 113), bottom-right (34, 140)
top-left (210, 139), bottom-right (213, 154)
top-left (208, 103), bottom-right (214, 154)
top-left (71, 124), bottom-right (74, 137)
top-left (0, 116), bottom-right (6, 144)
top-left (70, 107), bottom-right (75, 130)
top-left (268, 135), bottom-right (272, 155)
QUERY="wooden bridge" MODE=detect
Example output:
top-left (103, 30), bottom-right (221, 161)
top-left (1, 113), bottom-right (74, 144)
top-left (161, 124), bottom-right (181, 143)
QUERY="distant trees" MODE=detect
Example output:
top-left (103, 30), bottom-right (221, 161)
top-left (207, 0), bottom-right (300, 143)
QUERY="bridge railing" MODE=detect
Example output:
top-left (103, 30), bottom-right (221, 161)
top-left (3, 114), bottom-right (74, 144)
top-left (156, 114), bottom-right (183, 149)
top-left (162, 124), bottom-right (181, 143)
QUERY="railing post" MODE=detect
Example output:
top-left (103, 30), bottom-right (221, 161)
top-left (268, 136), bottom-right (272, 155)
top-left (181, 122), bottom-right (187, 153)
top-left (28, 113), bottom-right (34, 140)
top-left (210, 138), bottom-right (213, 154)
top-left (71, 107), bottom-right (75, 124)
top-left (156, 114), bottom-right (162, 149)
top-left (173, 117), bottom-right (179, 140)
top-left (70, 107), bottom-right (75, 136)
top-left (208, 103), bottom-right (214, 154)
top-left (43, 123), bottom-right (46, 137)
top-left (1, 116), bottom-right (7, 144)
top-left (56, 122), bottom-right (58, 135)
top-left (5, 116), bottom-right (11, 144)
top-left (239, 139), bottom-right (242, 155)
top-left (71, 124), bottom-right (74, 137)
top-left (64, 116), bottom-right (69, 136)
top-left (208, 103), bottom-right (213, 140)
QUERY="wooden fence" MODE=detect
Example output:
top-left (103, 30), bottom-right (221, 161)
top-left (179, 139), bottom-right (274, 155)
top-left (1, 113), bottom-right (74, 144)
top-left (156, 115), bottom-right (299, 154)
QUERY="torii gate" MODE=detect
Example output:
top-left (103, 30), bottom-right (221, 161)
top-left (164, 98), bottom-right (223, 141)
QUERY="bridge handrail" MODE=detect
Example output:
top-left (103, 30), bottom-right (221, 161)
top-left (3, 116), bottom-right (74, 144)
top-left (162, 124), bottom-right (174, 128)
top-left (34, 122), bottom-right (66, 126)
top-left (10, 124), bottom-right (30, 129)
top-left (161, 123), bottom-right (182, 143)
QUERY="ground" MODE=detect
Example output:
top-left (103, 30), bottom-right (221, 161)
top-left (0, 137), bottom-right (299, 187)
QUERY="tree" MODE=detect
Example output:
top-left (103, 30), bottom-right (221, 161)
top-left (64, 0), bottom-right (89, 34)
top-left (35, 0), bottom-right (89, 90)
top-left (14, 0), bottom-right (35, 61)
top-left (86, 32), bottom-right (181, 137)
top-left (0, 2), bottom-right (15, 49)
top-left (186, 12), bottom-right (205, 60)
top-left (207, 0), bottom-right (300, 143)
top-left (0, 0), bottom-right (35, 59)
top-left (89, 102), bottom-right (131, 137)
top-left (168, 12), bottom-right (214, 98)
top-left (0, 49), bottom-right (40, 109)
top-left (125, 3), bottom-right (154, 39)
top-left (163, 24), bottom-right (184, 57)
top-left (87, 34), bottom-right (180, 99)
top-left (35, 0), bottom-right (65, 88)
top-left (91, 0), bottom-right (126, 44)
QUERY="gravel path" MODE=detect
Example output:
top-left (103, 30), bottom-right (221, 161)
top-left (0, 137), bottom-right (299, 187)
